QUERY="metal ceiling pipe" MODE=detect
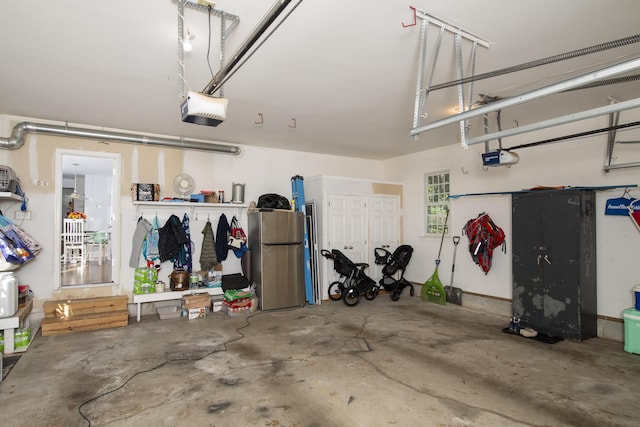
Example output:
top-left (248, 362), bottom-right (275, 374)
top-left (0, 121), bottom-right (241, 155)
top-left (604, 161), bottom-right (640, 171)
top-left (507, 120), bottom-right (640, 150)
top-left (202, 0), bottom-right (293, 95)
top-left (410, 57), bottom-right (640, 137)
top-left (428, 34), bottom-right (640, 92)
top-left (464, 97), bottom-right (640, 146)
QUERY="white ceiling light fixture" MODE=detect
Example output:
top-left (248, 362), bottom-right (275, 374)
top-left (67, 163), bottom-right (87, 200)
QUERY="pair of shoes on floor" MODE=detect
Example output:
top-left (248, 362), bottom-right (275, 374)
top-left (520, 327), bottom-right (538, 338)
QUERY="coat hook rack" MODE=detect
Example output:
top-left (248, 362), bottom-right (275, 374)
top-left (255, 113), bottom-right (264, 124)
top-left (289, 118), bottom-right (297, 128)
top-left (402, 6), bottom-right (416, 28)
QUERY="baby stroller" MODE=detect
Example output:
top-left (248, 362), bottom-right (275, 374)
top-left (374, 244), bottom-right (415, 301)
top-left (321, 249), bottom-right (379, 306)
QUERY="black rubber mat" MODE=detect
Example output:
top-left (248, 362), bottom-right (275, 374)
top-left (502, 327), bottom-right (564, 344)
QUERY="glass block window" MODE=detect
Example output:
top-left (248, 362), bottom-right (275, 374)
top-left (425, 171), bottom-right (450, 235)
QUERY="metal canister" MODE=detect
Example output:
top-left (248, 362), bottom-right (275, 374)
top-left (231, 183), bottom-right (245, 204)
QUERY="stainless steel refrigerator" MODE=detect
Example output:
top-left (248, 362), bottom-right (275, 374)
top-left (248, 210), bottom-right (305, 310)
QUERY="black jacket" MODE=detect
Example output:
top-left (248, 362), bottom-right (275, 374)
top-left (159, 214), bottom-right (188, 262)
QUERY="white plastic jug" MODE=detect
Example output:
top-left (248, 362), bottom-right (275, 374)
top-left (0, 272), bottom-right (18, 318)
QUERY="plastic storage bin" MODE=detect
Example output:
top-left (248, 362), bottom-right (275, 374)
top-left (623, 308), bottom-right (640, 355)
top-left (156, 305), bottom-right (181, 320)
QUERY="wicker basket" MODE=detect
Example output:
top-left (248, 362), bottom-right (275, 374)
top-left (203, 192), bottom-right (219, 203)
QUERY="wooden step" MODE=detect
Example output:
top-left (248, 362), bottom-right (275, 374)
top-left (43, 295), bottom-right (128, 319)
top-left (41, 310), bottom-right (129, 336)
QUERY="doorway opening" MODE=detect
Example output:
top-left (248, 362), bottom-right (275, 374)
top-left (56, 150), bottom-right (120, 288)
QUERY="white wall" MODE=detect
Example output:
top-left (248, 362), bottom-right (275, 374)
top-left (5, 138), bottom-right (383, 304)
top-left (382, 113), bottom-right (640, 319)
top-left (4, 111), bottom-right (640, 321)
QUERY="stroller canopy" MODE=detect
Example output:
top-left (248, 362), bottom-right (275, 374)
top-left (382, 245), bottom-right (413, 276)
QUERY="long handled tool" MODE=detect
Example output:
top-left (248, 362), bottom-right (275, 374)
top-left (445, 236), bottom-right (463, 305)
top-left (421, 210), bottom-right (448, 305)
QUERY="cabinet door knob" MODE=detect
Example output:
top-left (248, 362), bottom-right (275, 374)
top-left (344, 246), bottom-right (348, 250)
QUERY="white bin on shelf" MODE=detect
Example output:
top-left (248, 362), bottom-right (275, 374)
top-left (0, 272), bottom-right (17, 318)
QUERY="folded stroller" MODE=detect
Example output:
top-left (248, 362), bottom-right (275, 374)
top-left (321, 249), bottom-right (379, 306)
top-left (374, 244), bottom-right (415, 301)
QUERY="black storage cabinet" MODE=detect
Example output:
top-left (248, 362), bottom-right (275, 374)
top-left (511, 189), bottom-right (597, 341)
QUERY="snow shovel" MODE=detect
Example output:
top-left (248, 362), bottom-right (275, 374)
top-left (445, 236), bottom-right (463, 305)
top-left (421, 210), bottom-right (448, 305)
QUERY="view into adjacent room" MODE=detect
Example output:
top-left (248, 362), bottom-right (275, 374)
top-left (59, 152), bottom-right (117, 286)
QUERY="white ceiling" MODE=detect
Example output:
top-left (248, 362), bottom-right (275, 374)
top-left (61, 155), bottom-right (113, 178)
top-left (1, 0), bottom-right (639, 160)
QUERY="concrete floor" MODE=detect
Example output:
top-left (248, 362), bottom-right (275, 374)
top-left (1, 294), bottom-right (639, 427)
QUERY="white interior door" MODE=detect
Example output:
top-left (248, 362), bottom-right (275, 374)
top-left (368, 195), bottom-right (400, 282)
top-left (326, 194), bottom-right (368, 284)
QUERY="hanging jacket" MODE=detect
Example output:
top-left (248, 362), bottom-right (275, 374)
top-left (200, 220), bottom-right (217, 271)
top-left (215, 213), bottom-right (231, 262)
top-left (463, 213), bottom-right (506, 274)
top-left (173, 213), bottom-right (193, 272)
top-left (159, 214), bottom-right (188, 262)
top-left (144, 215), bottom-right (160, 263)
top-left (129, 216), bottom-right (152, 268)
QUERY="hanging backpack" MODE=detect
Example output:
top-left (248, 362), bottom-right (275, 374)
top-left (463, 213), bottom-right (506, 274)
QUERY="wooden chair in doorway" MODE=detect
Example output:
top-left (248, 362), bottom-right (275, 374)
top-left (61, 218), bottom-right (85, 264)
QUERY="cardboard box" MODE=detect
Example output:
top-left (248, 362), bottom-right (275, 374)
top-left (183, 293), bottom-right (211, 309)
top-left (221, 303), bottom-right (250, 316)
top-left (131, 183), bottom-right (160, 201)
top-left (188, 307), bottom-right (207, 320)
top-left (206, 263), bottom-right (223, 288)
top-left (212, 300), bottom-right (224, 312)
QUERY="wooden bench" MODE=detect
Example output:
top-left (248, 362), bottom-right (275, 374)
top-left (41, 296), bottom-right (128, 336)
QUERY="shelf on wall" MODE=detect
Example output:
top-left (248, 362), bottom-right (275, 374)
top-left (132, 201), bottom-right (248, 219)
top-left (0, 192), bottom-right (22, 201)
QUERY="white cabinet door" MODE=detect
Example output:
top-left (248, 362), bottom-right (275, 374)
top-left (326, 194), bottom-right (368, 284)
top-left (368, 195), bottom-right (400, 282)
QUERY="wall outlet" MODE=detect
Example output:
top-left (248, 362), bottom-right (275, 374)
top-left (14, 210), bottom-right (31, 220)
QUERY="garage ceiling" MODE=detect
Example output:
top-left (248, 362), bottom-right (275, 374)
top-left (1, 0), bottom-right (639, 160)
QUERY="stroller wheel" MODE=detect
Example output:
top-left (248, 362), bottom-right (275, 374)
top-left (409, 286), bottom-right (415, 297)
top-left (328, 281), bottom-right (344, 301)
top-left (390, 289), bottom-right (401, 301)
top-left (343, 286), bottom-right (361, 307)
top-left (365, 286), bottom-right (379, 300)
